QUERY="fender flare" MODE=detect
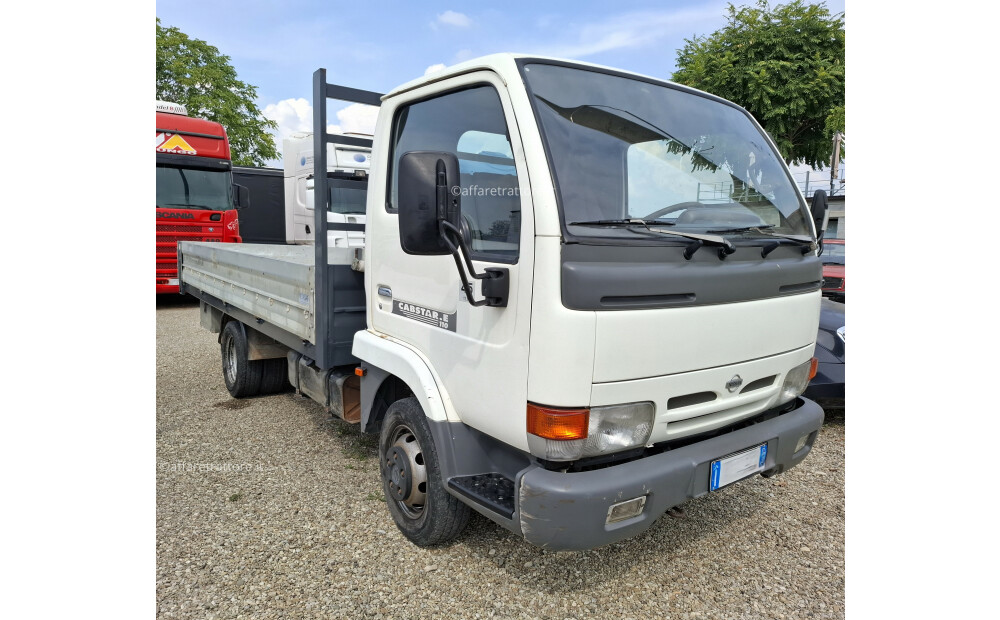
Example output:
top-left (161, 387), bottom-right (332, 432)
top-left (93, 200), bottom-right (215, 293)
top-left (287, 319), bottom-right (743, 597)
top-left (352, 330), bottom-right (457, 424)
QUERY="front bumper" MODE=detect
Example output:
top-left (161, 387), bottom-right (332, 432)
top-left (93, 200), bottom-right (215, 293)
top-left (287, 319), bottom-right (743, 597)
top-left (516, 397), bottom-right (824, 550)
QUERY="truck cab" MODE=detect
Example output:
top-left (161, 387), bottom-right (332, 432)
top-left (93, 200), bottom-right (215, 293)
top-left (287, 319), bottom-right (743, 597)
top-left (155, 101), bottom-right (245, 293)
top-left (352, 55), bottom-right (824, 548)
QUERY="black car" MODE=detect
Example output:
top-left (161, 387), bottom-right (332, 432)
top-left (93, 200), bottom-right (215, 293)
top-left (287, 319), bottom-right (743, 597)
top-left (805, 298), bottom-right (844, 409)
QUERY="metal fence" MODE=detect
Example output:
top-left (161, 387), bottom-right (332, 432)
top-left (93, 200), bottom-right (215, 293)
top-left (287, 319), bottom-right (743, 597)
top-left (791, 166), bottom-right (845, 198)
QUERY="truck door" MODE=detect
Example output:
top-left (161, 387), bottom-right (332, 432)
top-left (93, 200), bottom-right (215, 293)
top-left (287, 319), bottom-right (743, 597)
top-left (369, 72), bottom-right (535, 450)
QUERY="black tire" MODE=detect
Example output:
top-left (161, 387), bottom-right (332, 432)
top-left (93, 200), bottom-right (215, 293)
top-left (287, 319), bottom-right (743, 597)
top-left (378, 397), bottom-right (471, 546)
top-left (259, 357), bottom-right (290, 394)
top-left (221, 321), bottom-right (263, 398)
top-left (221, 322), bottom-right (291, 398)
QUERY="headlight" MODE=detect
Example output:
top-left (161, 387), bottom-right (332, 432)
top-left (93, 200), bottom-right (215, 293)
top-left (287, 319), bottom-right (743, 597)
top-left (836, 325), bottom-right (845, 343)
top-left (527, 402), bottom-right (655, 462)
top-left (778, 357), bottom-right (818, 405)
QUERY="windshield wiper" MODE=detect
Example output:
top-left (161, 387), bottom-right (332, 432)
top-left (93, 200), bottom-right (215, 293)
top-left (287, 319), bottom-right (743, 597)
top-left (706, 226), bottom-right (816, 257)
top-left (571, 218), bottom-right (674, 226)
top-left (571, 218), bottom-right (735, 260)
top-left (706, 225), bottom-right (777, 233)
top-left (160, 203), bottom-right (216, 210)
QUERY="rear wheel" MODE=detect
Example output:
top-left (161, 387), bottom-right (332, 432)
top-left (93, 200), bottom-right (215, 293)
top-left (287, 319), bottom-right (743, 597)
top-left (220, 321), bottom-right (288, 397)
top-left (378, 397), bottom-right (471, 546)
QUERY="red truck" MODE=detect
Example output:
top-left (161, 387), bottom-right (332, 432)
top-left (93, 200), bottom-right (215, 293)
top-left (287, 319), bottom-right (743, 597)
top-left (155, 101), bottom-right (248, 293)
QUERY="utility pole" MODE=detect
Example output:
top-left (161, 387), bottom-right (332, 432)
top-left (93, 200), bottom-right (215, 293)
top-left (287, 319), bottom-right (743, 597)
top-left (829, 132), bottom-right (843, 195)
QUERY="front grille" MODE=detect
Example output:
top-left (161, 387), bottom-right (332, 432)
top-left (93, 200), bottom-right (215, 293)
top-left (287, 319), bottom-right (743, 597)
top-left (822, 277), bottom-right (843, 290)
top-left (157, 235), bottom-right (221, 243)
top-left (156, 262), bottom-right (176, 272)
top-left (157, 224), bottom-right (219, 233)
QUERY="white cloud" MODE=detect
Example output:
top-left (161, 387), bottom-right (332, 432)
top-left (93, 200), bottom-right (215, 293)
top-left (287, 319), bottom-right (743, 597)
top-left (424, 63), bottom-right (447, 76)
top-left (262, 98), bottom-right (378, 166)
top-left (335, 103), bottom-right (378, 135)
top-left (262, 97), bottom-right (313, 143)
top-left (437, 10), bottom-right (472, 28)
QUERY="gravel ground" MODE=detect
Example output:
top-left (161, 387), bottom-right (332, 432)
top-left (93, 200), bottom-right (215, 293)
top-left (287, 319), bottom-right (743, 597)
top-left (157, 297), bottom-right (845, 619)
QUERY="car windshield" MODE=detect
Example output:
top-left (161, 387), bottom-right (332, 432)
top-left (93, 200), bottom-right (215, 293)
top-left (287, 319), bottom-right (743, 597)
top-left (822, 242), bottom-right (845, 264)
top-left (156, 165), bottom-right (233, 211)
top-left (521, 63), bottom-right (812, 241)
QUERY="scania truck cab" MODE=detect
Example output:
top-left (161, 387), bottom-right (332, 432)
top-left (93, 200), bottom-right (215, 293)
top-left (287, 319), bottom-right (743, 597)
top-left (155, 101), bottom-right (247, 293)
top-left (179, 55), bottom-right (827, 550)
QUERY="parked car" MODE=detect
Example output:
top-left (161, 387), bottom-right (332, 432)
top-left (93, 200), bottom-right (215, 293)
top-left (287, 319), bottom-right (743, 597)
top-left (820, 239), bottom-right (845, 302)
top-left (804, 298), bottom-right (844, 409)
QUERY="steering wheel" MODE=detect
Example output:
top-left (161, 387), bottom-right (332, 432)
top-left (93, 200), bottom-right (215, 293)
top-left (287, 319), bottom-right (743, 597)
top-left (461, 214), bottom-right (481, 241)
top-left (642, 201), bottom-right (704, 221)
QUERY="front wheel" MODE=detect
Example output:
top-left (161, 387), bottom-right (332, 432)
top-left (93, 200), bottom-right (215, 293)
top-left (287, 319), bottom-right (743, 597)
top-left (378, 397), bottom-right (471, 546)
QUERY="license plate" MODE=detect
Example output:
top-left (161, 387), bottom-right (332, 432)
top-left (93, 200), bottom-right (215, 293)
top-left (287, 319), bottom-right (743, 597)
top-left (167, 278), bottom-right (179, 286)
top-left (710, 443), bottom-right (768, 491)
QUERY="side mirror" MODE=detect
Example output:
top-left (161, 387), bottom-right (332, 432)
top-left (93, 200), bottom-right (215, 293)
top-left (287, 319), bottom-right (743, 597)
top-left (233, 183), bottom-right (250, 210)
top-left (397, 151), bottom-right (461, 255)
top-left (810, 189), bottom-right (828, 255)
top-left (810, 189), bottom-right (828, 241)
top-left (305, 177), bottom-right (315, 210)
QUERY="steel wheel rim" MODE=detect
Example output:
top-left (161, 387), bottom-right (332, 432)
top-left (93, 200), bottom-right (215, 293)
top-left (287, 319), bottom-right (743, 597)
top-left (224, 337), bottom-right (237, 385)
top-left (385, 424), bottom-right (428, 519)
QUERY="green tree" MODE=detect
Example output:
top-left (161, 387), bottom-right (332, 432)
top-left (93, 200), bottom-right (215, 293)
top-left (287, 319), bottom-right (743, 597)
top-left (672, 1), bottom-right (845, 168)
top-left (156, 18), bottom-right (277, 166)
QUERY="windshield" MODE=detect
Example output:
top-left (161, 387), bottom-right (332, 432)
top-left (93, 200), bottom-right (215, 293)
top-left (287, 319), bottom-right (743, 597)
top-left (521, 63), bottom-right (811, 241)
top-left (156, 165), bottom-right (233, 211)
top-left (329, 179), bottom-right (367, 215)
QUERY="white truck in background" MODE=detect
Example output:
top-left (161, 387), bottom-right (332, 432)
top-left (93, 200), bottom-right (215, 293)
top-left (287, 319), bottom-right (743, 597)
top-left (178, 55), bottom-right (829, 551)
top-left (282, 131), bottom-right (372, 248)
top-left (233, 131), bottom-right (372, 247)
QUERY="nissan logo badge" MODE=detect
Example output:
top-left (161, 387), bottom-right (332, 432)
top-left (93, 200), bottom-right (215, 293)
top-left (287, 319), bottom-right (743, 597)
top-left (726, 375), bottom-right (743, 393)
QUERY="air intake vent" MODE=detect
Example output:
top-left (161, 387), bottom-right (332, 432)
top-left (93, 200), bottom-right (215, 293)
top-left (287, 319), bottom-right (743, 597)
top-left (779, 280), bottom-right (822, 294)
top-left (740, 375), bottom-right (777, 393)
top-left (667, 391), bottom-right (717, 410)
top-left (599, 293), bottom-right (695, 308)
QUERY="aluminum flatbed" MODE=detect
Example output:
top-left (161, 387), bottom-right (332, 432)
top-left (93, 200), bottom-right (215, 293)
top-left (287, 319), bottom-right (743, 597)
top-left (177, 241), bottom-right (365, 368)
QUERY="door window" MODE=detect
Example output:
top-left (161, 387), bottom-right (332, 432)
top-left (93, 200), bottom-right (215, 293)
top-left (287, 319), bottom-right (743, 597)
top-left (388, 86), bottom-right (520, 263)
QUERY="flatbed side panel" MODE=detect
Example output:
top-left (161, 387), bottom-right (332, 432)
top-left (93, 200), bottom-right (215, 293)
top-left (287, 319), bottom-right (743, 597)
top-left (188, 286), bottom-right (320, 361)
top-left (179, 242), bottom-right (316, 342)
top-left (179, 241), bottom-right (366, 369)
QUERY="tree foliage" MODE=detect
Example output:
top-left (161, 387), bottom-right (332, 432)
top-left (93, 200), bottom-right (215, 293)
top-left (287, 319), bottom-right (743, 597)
top-left (156, 18), bottom-right (277, 166)
top-left (672, 1), bottom-right (845, 168)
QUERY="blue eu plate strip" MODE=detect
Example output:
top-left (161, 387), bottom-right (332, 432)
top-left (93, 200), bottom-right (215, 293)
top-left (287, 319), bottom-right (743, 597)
top-left (759, 444), bottom-right (768, 467)
top-left (710, 461), bottom-right (721, 491)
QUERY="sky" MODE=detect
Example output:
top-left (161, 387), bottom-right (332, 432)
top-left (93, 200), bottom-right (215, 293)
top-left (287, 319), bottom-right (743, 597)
top-left (156, 0), bottom-right (846, 175)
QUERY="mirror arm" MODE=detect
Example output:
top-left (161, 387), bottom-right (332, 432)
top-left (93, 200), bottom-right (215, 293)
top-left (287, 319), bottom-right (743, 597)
top-left (439, 220), bottom-right (509, 307)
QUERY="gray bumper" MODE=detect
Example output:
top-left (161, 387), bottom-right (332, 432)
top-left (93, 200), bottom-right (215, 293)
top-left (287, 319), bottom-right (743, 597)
top-left (517, 397), bottom-right (824, 551)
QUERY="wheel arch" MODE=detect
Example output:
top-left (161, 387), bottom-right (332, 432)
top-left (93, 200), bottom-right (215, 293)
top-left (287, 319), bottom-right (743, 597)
top-left (354, 330), bottom-right (455, 433)
top-left (217, 312), bottom-right (241, 344)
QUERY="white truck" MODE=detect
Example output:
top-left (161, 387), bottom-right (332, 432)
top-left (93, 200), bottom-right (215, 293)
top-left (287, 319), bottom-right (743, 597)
top-left (281, 131), bottom-right (371, 248)
top-left (178, 54), bottom-right (828, 551)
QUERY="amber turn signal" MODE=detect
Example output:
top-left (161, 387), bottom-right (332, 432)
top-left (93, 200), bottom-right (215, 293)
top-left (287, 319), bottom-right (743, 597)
top-left (808, 357), bottom-right (818, 381)
top-left (526, 404), bottom-right (589, 441)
